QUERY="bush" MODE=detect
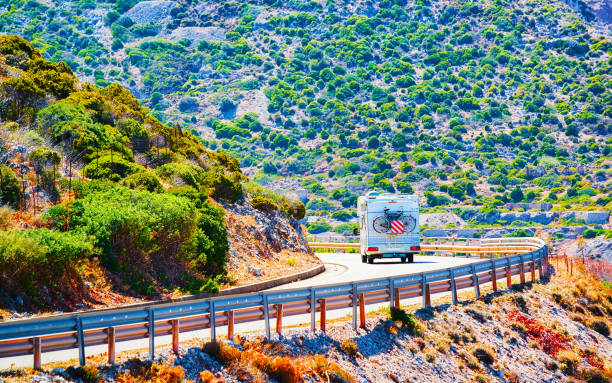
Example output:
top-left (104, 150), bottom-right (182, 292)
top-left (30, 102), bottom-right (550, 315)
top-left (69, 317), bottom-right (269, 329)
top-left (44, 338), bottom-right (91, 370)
top-left (46, 187), bottom-right (198, 274)
top-left (121, 171), bottom-right (164, 193)
top-left (471, 343), bottom-right (496, 365)
top-left (0, 164), bottom-right (23, 209)
top-left (588, 319), bottom-right (610, 337)
top-left (340, 339), bottom-right (360, 359)
top-left (202, 341), bottom-right (241, 365)
top-left (557, 350), bottom-right (580, 375)
top-left (82, 154), bottom-right (145, 181)
top-left (156, 162), bottom-right (202, 187)
top-left (0, 205), bottom-right (13, 230)
top-left (251, 195), bottom-right (278, 213)
top-left (201, 167), bottom-right (243, 203)
top-left (389, 307), bottom-right (422, 335)
top-left (0, 229), bottom-right (93, 297)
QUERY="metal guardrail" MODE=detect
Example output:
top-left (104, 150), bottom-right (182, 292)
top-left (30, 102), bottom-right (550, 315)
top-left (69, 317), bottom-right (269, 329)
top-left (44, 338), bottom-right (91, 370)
top-left (0, 237), bottom-right (548, 370)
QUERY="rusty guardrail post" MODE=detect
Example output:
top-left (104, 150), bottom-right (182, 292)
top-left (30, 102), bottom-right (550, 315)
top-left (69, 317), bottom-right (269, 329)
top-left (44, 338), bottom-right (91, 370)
top-left (519, 255), bottom-right (526, 284)
top-left (276, 304), bottom-right (283, 336)
top-left (319, 298), bottom-right (326, 332)
top-left (491, 261), bottom-right (498, 292)
top-left (33, 336), bottom-right (41, 370)
top-left (506, 257), bottom-right (512, 288)
top-left (358, 293), bottom-right (366, 329)
top-left (171, 320), bottom-right (180, 353)
top-left (107, 327), bottom-right (116, 364)
top-left (226, 312), bottom-right (234, 342)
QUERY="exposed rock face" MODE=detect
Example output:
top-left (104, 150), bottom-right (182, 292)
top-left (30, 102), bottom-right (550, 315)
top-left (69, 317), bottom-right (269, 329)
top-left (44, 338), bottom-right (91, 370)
top-left (504, 203), bottom-right (552, 211)
top-left (420, 213), bottom-right (465, 228)
top-left (223, 200), bottom-right (318, 285)
top-left (580, 239), bottom-right (612, 263)
top-left (125, 1), bottom-right (177, 24)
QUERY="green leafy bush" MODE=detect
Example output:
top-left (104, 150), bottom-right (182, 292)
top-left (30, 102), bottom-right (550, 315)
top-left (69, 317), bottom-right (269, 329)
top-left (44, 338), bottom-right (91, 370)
top-left (121, 171), bottom-right (163, 193)
top-left (0, 229), bottom-right (93, 297)
top-left (0, 164), bottom-right (23, 209)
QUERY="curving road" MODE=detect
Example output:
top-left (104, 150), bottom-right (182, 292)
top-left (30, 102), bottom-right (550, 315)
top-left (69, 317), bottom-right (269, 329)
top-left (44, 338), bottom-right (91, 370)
top-left (0, 253), bottom-right (482, 369)
top-left (269, 253), bottom-right (480, 290)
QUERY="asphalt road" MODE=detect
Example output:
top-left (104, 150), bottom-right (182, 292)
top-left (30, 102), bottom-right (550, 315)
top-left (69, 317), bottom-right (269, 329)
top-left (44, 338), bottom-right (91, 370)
top-left (0, 253), bottom-right (481, 369)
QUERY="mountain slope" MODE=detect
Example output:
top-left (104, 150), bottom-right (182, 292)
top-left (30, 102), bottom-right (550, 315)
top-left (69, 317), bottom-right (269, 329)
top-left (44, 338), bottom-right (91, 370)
top-left (0, 35), bottom-right (312, 316)
top-left (1, 0), bottom-right (610, 231)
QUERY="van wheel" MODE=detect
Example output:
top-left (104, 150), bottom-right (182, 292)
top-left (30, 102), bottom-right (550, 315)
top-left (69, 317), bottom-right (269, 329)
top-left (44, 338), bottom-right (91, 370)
top-left (361, 255), bottom-right (367, 263)
top-left (408, 253), bottom-right (414, 263)
top-left (401, 256), bottom-right (407, 263)
top-left (367, 256), bottom-right (374, 264)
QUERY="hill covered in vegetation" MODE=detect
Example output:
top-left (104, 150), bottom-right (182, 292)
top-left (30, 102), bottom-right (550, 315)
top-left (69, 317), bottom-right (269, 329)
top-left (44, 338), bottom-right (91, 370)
top-left (1, 0), bottom-right (610, 234)
top-left (0, 35), bottom-right (309, 315)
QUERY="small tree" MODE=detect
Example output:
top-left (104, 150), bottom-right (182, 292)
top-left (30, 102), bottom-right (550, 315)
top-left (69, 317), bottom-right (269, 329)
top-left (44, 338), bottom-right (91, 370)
top-left (510, 186), bottom-right (524, 203)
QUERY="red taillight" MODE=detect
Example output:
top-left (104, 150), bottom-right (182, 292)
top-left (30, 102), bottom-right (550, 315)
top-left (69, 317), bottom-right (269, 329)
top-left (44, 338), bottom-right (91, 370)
top-left (367, 247), bottom-right (378, 252)
top-left (410, 246), bottom-right (420, 251)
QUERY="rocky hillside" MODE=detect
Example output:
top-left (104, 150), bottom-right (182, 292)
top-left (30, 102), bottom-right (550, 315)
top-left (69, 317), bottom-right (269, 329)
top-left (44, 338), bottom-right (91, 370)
top-left (0, 35), bottom-right (313, 318)
top-left (5, 254), bottom-right (611, 382)
top-left (1, 0), bottom-right (610, 235)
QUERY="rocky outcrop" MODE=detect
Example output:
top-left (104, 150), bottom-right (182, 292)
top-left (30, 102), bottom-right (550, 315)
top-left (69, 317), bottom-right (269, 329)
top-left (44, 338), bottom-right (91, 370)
top-left (420, 213), bottom-right (465, 228)
top-left (223, 200), bottom-right (319, 284)
top-left (580, 239), bottom-right (612, 263)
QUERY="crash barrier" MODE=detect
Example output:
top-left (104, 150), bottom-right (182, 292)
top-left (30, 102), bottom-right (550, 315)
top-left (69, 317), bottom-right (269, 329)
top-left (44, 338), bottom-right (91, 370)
top-left (0, 237), bottom-right (547, 370)
top-left (309, 236), bottom-right (544, 257)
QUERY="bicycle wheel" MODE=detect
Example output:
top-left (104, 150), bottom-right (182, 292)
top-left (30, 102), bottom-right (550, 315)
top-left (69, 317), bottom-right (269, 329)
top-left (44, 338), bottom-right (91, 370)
top-left (403, 215), bottom-right (417, 232)
top-left (373, 216), bottom-right (391, 233)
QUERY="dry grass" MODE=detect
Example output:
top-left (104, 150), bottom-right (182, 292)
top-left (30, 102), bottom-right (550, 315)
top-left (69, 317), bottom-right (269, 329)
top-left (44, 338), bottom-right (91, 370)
top-left (339, 339), bottom-right (360, 359)
top-left (202, 339), bottom-right (354, 383)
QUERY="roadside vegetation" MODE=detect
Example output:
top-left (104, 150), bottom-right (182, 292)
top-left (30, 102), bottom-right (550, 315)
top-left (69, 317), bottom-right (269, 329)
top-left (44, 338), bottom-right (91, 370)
top-left (0, 35), bottom-right (304, 312)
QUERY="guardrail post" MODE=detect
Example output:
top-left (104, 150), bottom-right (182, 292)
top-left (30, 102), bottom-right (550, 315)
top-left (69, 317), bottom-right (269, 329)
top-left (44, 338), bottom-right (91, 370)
top-left (226, 312), bottom-right (234, 342)
top-left (275, 304), bottom-right (283, 336)
top-left (171, 320), bottom-right (180, 354)
top-left (538, 257), bottom-right (543, 280)
top-left (310, 288), bottom-right (316, 332)
top-left (491, 261), bottom-right (497, 292)
top-left (33, 336), bottom-right (41, 370)
top-left (358, 293), bottom-right (366, 329)
top-left (471, 264), bottom-right (480, 300)
top-left (506, 257), bottom-right (512, 288)
top-left (450, 269), bottom-right (457, 305)
top-left (210, 301), bottom-right (216, 341)
top-left (107, 327), bottom-right (116, 364)
top-left (319, 298), bottom-right (326, 332)
top-left (352, 284), bottom-right (358, 330)
top-left (76, 317), bottom-right (85, 366)
top-left (389, 279), bottom-right (396, 308)
top-left (394, 288), bottom-right (400, 309)
top-left (148, 308), bottom-right (155, 360)
top-left (519, 255), bottom-right (526, 284)
top-left (263, 295), bottom-right (270, 339)
top-left (425, 283), bottom-right (431, 306)
top-left (421, 274), bottom-right (427, 307)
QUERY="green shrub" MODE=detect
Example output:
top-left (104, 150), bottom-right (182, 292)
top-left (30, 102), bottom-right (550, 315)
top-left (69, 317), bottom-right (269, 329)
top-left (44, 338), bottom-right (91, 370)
top-left (121, 171), bottom-right (163, 193)
top-left (156, 162), bottom-right (202, 187)
top-left (201, 167), bottom-right (243, 203)
top-left (251, 196), bottom-right (278, 213)
top-left (0, 229), bottom-right (93, 297)
top-left (82, 154), bottom-right (145, 181)
top-left (0, 164), bottom-right (23, 209)
top-left (46, 187), bottom-right (198, 272)
top-left (389, 307), bottom-right (422, 336)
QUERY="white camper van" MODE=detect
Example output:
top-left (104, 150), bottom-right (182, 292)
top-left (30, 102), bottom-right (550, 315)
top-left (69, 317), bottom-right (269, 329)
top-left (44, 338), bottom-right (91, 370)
top-left (357, 192), bottom-right (420, 264)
